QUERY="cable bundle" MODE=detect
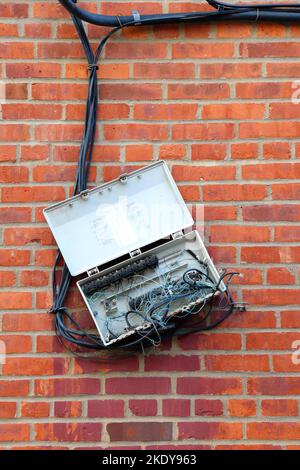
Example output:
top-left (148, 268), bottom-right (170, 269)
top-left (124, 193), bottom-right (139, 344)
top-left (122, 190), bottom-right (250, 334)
top-left (59, 0), bottom-right (300, 27)
top-left (50, 1), bottom-right (258, 356)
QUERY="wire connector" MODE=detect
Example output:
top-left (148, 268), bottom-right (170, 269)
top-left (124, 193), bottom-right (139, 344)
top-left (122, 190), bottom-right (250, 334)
top-left (132, 10), bottom-right (141, 25)
top-left (87, 63), bottom-right (99, 71)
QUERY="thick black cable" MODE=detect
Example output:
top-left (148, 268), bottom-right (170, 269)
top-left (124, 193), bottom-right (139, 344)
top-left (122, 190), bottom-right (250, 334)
top-left (58, 0), bottom-right (300, 26)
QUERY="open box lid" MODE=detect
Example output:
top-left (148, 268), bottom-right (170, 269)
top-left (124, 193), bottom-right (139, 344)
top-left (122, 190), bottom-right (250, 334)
top-left (44, 161), bottom-right (194, 276)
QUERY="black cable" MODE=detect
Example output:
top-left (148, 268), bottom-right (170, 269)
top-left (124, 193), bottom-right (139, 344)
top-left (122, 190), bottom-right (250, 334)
top-left (50, 1), bottom-right (251, 355)
top-left (58, 0), bottom-right (300, 26)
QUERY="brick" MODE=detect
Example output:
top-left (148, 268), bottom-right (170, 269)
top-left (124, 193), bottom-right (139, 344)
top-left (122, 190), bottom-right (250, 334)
top-left (3, 358), bottom-right (68, 376)
top-left (281, 311), bottom-right (300, 328)
top-left (0, 42), bottom-right (33, 58)
top-left (159, 144), bottom-right (186, 160)
top-left (246, 332), bottom-right (300, 351)
top-left (2, 313), bottom-right (53, 332)
top-left (32, 83), bottom-right (86, 101)
top-left (0, 166), bottom-right (28, 183)
top-left (0, 402), bottom-right (16, 418)
top-left (0, 291), bottom-right (32, 309)
top-left (134, 103), bottom-right (197, 120)
top-left (210, 225), bottom-right (270, 243)
top-left (35, 378), bottom-right (100, 397)
top-left (216, 22), bottom-right (252, 38)
top-left (236, 82), bottom-right (291, 99)
top-left (73, 356), bottom-right (139, 373)
top-left (101, 83), bottom-right (162, 101)
top-left (129, 400), bottom-right (157, 417)
top-left (20, 270), bottom-right (49, 287)
top-left (173, 164), bottom-right (235, 182)
top-left (5, 83), bottom-right (27, 99)
top-left (228, 399), bottom-right (256, 417)
top-left (54, 401), bottom-right (82, 418)
top-left (104, 124), bottom-right (168, 141)
top-left (0, 4), bottom-right (28, 17)
top-left (248, 377), bottom-right (300, 395)
top-left (222, 311), bottom-right (276, 329)
top-left (241, 42), bottom-right (300, 57)
top-left (2, 186), bottom-right (65, 203)
top-left (239, 121), bottom-right (300, 139)
top-left (21, 402), bottom-right (50, 418)
top-left (266, 62), bottom-right (300, 77)
top-left (35, 423), bottom-right (101, 442)
top-left (272, 183), bottom-right (300, 200)
top-left (169, 83), bottom-right (229, 100)
top-left (243, 205), bottom-right (300, 222)
top-left (263, 142), bottom-right (291, 160)
top-left (144, 354), bottom-right (200, 371)
top-left (33, 3), bottom-right (69, 18)
top-left (179, 185), bottom-right (200, 201)
top-left (125, 145), bottom-right (153, 162)
top-left (6, 63), bottom-right (61, 78)
top-left (0, 271), bottom-right (16, 287)
top-left (4, 228), bottom-right (54, 246)
top-left (0, 380), bottom-right (29, 397)
top-left (0, 335), bottom-right (31, 353)
top-left (106, 377), bottom-right (170, 395)
top-left (243, 289), bottom-right (300, 306)
top-left (105, 43), bottom-right (167, 59)
top-left (242, 247), bottom-right (300, 263)
top-left (204, 184), bottom-right (266, 202)
top-left (88, 400), bottom-right (124, 418)
top-left (243, 163), bottom-right (300, 180)
top-left (0, 124), bottom-right (30, 141)
top-left (267, 267), bottom-right (295, 285)
top-left (205, 354), bottom-right (270, 372)
top-left (0, 23), bottom-right (19, 37)
top-left (134, 63), bottom-right (194, 79)
top-left (107, 422), bottom-right (172, 442)
top-left (195, 399), bottom-right (223, 416)
top-left (25, 22), bottom-right (51, 38)
top-left (191, 143), bottom-right (226, 161)
top-left (0, 145), bottom-right (16, 162)
top-left (203, 103), bottom-right (264, 120)
top-left (3, 104), bottom-right (62, 120)
top-left (231, 143), bottom-right (258, 160)
top-left (179, 422), bottom-right (242, 440)
top-left (36, 335), bottom-right (64, 354)
top-left (247, 422), bottom-right (300, 440)
top-left (0, 207), bottom-right (31, 224)
top-left (204, 206), bottom-right (237, 221)
top-left (201, 62), bottom-right (261, 79)
top-left (0, 424), bottom-right (30, 442)
top-left (178, 332), bottom-right (242, 350)
top-left (173, 43), bottom-right (234, 59)
top-left (177, 377), bottom-right (242, 395)
top-left (261, 399), bottom-right (298, 417)
top-left (21, 145), bottom-right (49, 161)
top-left (172, 123), bottom-right (234, 141)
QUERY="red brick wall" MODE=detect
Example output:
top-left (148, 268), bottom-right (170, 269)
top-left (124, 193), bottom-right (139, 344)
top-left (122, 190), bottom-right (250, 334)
top-left (0, 0), bottom-right (300, 449)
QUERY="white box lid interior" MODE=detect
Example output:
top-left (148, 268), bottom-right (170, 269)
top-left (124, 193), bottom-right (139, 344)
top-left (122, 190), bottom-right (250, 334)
top-left (44, 161), bottom-right (194, 276)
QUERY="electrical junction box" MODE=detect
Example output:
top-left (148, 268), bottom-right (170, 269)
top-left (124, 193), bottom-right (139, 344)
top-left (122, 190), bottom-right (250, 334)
top-left (44, 161), bottom-right (225, 346)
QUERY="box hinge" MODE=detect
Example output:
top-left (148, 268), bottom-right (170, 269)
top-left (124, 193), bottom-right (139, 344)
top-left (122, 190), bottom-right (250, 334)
top-left (171, 230), bottom-right (183, 240)
top-left (129, 248), bottom-right (141, 258)
top-left (87, 267), bottom-right (99, 277)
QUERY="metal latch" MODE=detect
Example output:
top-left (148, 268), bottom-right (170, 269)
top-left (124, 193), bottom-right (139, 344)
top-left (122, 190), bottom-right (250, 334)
top-left (87, 267), bottom-right (99, 277)
top-left (129, 248), bottom-right (141, 258)
top-left (171, 230), bottom-right (183, 240)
